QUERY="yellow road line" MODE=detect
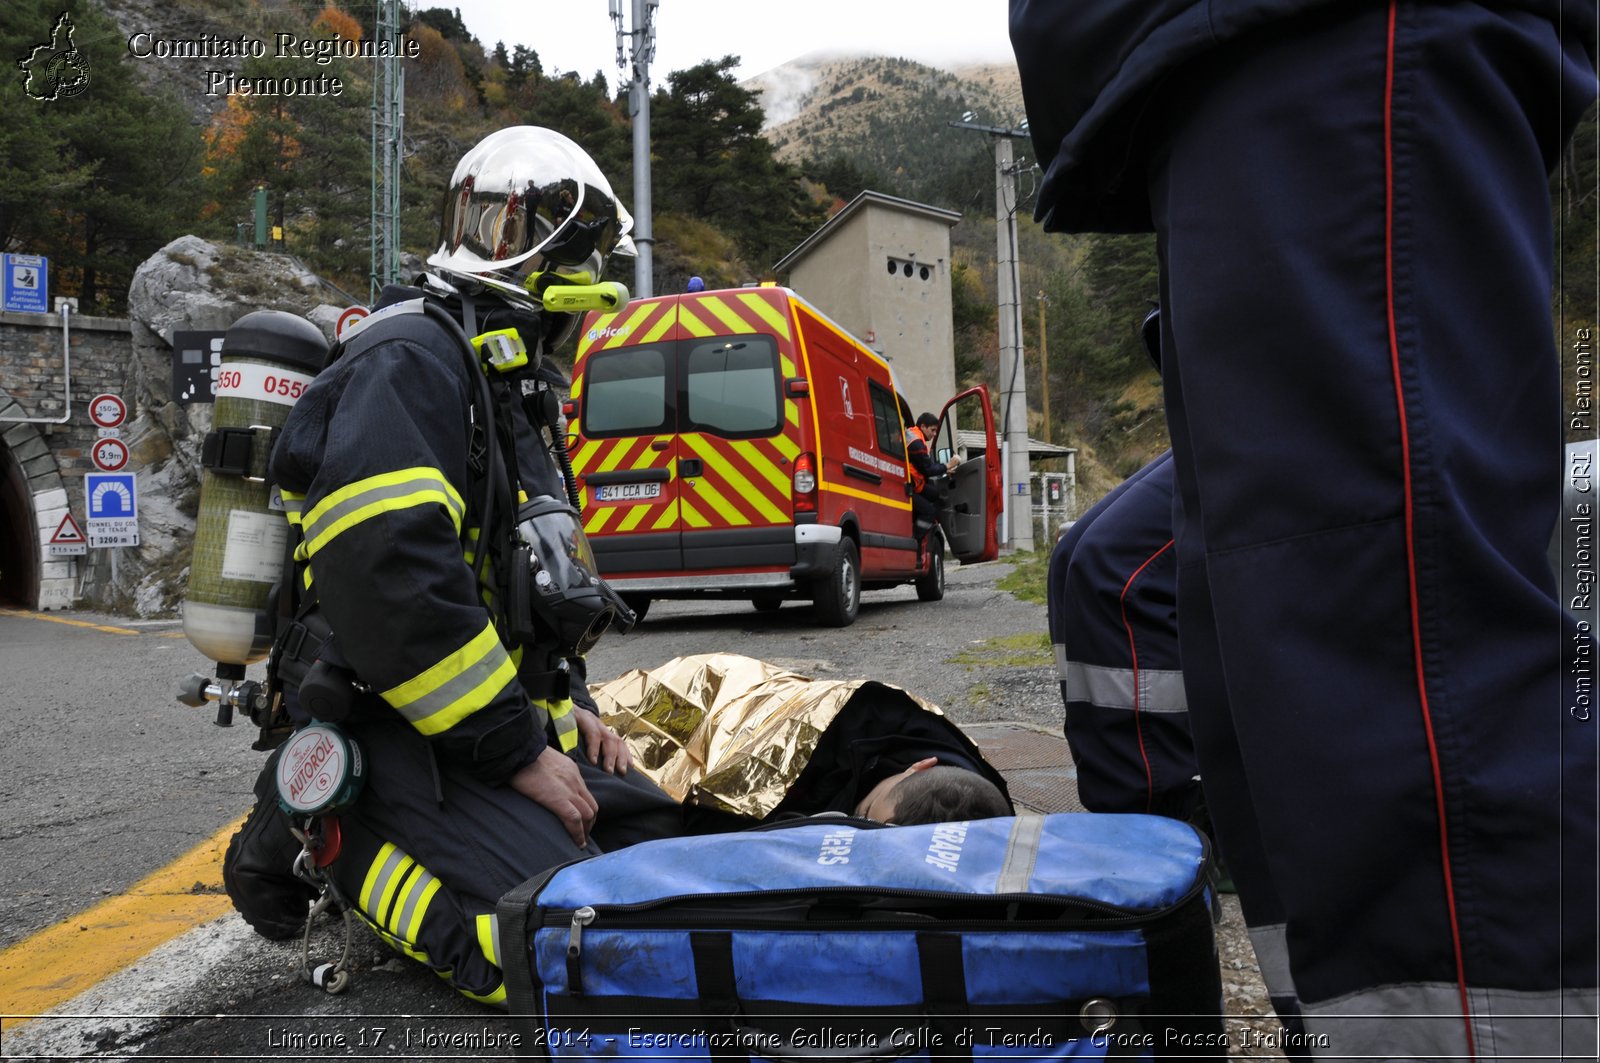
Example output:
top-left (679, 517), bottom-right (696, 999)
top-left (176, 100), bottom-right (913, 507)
top-left (0, 608), bottom-right (144, 636)
top-left (0, 608), bottom-right (188, 639)
top-left (0, 815), bottom-right (245, 1030)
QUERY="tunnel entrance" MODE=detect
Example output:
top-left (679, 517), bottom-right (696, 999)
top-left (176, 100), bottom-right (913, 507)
top-left (0, 439), bottom-right (39, 609)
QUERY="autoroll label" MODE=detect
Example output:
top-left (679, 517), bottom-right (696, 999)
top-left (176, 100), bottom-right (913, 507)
top-left (276, 725), bottom-right (355, 814)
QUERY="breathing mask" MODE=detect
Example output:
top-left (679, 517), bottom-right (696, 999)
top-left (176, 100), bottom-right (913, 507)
top-left (507, 495), bottom-right (635, 656)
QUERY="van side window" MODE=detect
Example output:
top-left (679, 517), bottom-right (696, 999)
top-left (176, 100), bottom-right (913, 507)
top-left (584, 346), bottom-right (670, 436)
top-left (869, 381), bottom-right (905, 460)
top-left (684, 337), bottom-right (780, 438)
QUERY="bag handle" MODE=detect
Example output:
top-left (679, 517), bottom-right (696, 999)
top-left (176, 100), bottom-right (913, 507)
top-left (690, 931), bottom-right (972, 1063)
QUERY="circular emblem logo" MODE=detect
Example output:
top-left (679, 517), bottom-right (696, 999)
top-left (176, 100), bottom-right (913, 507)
top-left (275, 724), bottom-right (363, 815)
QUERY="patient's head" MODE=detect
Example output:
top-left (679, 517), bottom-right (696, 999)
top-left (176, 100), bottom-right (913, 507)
top-left (854, 759), bottom-right (1011, 825)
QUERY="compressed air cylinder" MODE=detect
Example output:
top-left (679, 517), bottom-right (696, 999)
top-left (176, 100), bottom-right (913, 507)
top-left (182, 310), bottom-right (328, 666)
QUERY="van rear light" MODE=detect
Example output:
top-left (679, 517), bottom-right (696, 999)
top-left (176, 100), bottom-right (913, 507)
top-left (793, 452), bottom-right (817, 511)
top-left (561, 399), bottom-right (577, 417)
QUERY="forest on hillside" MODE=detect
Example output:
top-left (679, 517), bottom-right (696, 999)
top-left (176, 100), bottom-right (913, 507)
top-left (3, 0), bottom-right (1594, 490)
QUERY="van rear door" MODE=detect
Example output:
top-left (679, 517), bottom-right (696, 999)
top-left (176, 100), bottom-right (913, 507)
top-left (573, 290), bottom-right (801, 579)
top-left (571, 301), bottom-right (683, 573)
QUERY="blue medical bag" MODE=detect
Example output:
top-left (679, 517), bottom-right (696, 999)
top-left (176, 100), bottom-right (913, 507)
top-left (497, 813), bottom-right (1224, 1060)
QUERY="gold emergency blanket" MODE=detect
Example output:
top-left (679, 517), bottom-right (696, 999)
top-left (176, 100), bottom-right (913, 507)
top-left (590, 653), bottom-right (945, 821)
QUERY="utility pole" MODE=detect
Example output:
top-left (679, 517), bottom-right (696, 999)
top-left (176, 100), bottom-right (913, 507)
top-left (1037, 290), bottom-right (1051, 444)
top-left (612, 0), bottom-right (657, 298)
top-left (370, 0), bottom-right (404, 301)
top-left (950, 118), bottom-right (1033, 552)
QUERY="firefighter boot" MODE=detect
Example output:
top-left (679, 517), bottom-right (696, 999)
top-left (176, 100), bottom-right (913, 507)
top-left (223, 754), bottom-right (319, 940)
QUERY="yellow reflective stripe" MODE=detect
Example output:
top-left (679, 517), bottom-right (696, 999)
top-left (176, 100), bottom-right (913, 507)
top-left (381, 621), bottom-right (516, 737)
top-left (399, 874), bottom-right (441, 944)
top-left (677, 306), bottom-right (713, 338)
top-left (642, 306), bottom-right (677, 343)
top-left (457, 980), bottom-right (507, 1006)
top-left (616, 504), bottom-right (650, 533)
top-left (613, 302), bottom-right (661, 349)
top-left (731, 439), bottom-right (792, 497)
top-left (475, 913), bottom-right (501, 967)
top-left (821, 480), bottom-right (913, 509)
top-left (683, 436), bottom-right (784, 524)
top-left (363, 846), bottom-right (415, 928)
top-left (298, 467), bottom-right (464, 560)
top-left (680, 498), bottom-right (711, 528)
top-left (540, 697), bottom-right (579, 753)
top-left (737, 292), bottom-right (791, 340)
top-left (280, 489), bottom-right (305, 526)
top-left (698, 296), bottom-right (750, 335)
top-left (584, 504), bottom-right (618, 534)
top-left (651, 505), bottom-right (678, 531)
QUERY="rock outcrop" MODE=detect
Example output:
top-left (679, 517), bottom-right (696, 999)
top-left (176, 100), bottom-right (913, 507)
top-left (89, 236), bottom-right (346, 614)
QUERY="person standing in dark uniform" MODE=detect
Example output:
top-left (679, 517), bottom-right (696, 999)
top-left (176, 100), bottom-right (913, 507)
top-left (1012, 1), bottom-right (1597, 1056)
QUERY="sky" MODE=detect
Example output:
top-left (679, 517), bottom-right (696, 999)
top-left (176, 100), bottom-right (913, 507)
top-left (445, 0), bottom-right (1018, 89)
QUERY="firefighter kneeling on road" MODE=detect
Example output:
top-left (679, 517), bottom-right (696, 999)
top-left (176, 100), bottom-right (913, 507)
top-left (223, 127), bottom-right (684, 1006)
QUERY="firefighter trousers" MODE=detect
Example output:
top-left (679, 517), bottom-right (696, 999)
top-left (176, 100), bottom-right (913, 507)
top-left (318, 721), bottom-right (683, 1006)
top-left (1047, 452), bottom-right (1202, 823)
top-left (1149, 2), bottom-right (1598, 1056)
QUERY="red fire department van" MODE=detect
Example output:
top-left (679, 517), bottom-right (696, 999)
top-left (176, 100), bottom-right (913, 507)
top-left (566, 285), bottom-right (1001, 627)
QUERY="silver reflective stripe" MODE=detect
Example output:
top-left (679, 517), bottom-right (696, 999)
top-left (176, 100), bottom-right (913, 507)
top-left (1055, 647), bottom-right (1188, 714)
top-left (995, 814), bottom-right (1046, 894)
top-left (391, 639), bottom-right (511, 731)
top-left (1245, 923), bottom-right (1300, 1008)
top-left (1299, 982), bottom-right (1598, 1061)
top-left (391, 867), bottom-right (438, 939)
top-left (362, 845), bottom-right (410, 915)
top-left (301, 475), bottom-right (465, 553)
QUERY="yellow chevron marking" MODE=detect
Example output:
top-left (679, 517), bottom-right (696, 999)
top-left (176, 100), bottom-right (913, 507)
top-left (737, 292), bottom-right (791, 339)
top-left (651, 504), bottom-right (678, 531)
top-left (676, 305), bottom-right (713, 338)
top-left (585, 503), bottom-right (617, 534)
top-left (611, 302), bottom-right (660, 348)
top-left (593, 439), bottom-right (633, 477)
top-left (729, 438), bottom-right (791, 498)
top-left (641, 305), bottom-right (677, 343)
top-left (680, 498), bottom-right (711, 528)
top-left (684, 436), bottom-right (784, 524)
top-left (700, 296), bottom-right (755, 336)
top-left (688, 475), bottom-right (752, 526)
top-left (615, 503), bottom-right (652, 533)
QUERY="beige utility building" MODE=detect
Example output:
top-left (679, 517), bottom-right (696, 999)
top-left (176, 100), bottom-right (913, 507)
top-left (773, 191), bottom-right (962, 420)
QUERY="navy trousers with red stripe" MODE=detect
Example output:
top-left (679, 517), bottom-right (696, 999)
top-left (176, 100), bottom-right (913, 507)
top-left (1048, 452), bottom-right (1202, 823)
top-left (1148, 2), bottom-right (1597, 1055)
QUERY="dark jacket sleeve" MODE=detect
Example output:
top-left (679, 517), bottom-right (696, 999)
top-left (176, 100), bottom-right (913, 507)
top-left (272, 320), bottom-right (545, 784)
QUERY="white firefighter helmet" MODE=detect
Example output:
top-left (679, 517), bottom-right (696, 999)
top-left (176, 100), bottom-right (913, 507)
top-left (428, 126), bottom-right (635, 308)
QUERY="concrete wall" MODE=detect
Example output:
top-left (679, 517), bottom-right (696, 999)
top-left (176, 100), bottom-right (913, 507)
top-left (0, 309), bottom-right (135, 609)
top-left (787, 208), bottom-right (956, 419)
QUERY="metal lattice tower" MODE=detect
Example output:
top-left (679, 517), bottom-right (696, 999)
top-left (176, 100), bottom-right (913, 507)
top-left (370, 0), bottom-right (405, 301)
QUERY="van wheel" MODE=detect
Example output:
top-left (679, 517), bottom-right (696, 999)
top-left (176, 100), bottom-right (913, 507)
top-left (621, 595), bottom-right (651, 624)
top-left (751, 594), bottom-right (783, 613)
top-left (915, 532), bottom-right (945, 602)
top-left (811, 539), bottom-right (860, 627)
